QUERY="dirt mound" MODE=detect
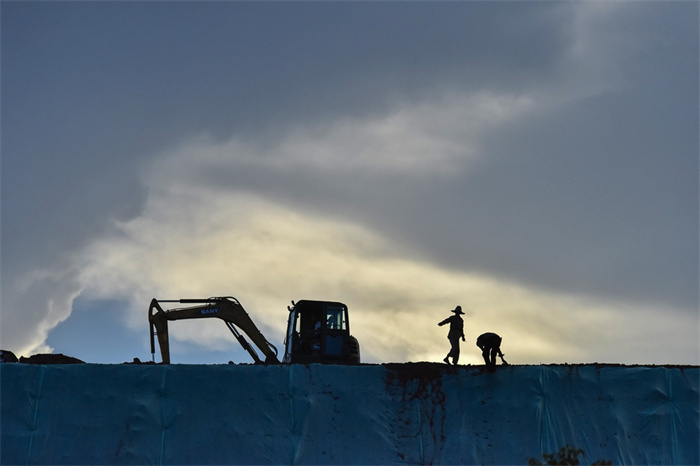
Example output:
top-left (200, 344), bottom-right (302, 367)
top-left (1, 350), bottom-right (19, 363)
top-left (123, 357), bottom-right (157, 365)
top-left (19, 353), bottom-right (84, 364)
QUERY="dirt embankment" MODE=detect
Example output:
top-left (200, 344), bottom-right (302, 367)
top-left (1, 350), bottom-right (84, 364)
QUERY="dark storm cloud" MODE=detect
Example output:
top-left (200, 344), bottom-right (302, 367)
top-left (1, 0), bottom-right (572, 286)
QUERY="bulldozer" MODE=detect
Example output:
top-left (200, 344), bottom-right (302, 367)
top-left (149, 297), bottom-right (360, 365)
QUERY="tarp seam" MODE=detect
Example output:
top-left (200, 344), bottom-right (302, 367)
top-left (25, 366), bottom-right (44, 466)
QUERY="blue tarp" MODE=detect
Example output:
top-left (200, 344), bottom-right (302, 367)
top-left (1, 363), bottom-right (698, 465)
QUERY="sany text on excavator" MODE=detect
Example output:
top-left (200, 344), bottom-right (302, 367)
top-left (149, 297), bottom-right (360, 365)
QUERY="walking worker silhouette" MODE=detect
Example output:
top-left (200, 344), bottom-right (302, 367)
top-left (476, 332), bottom-right (508, 367)
top-left (438, 305), bottom-right (465, 365)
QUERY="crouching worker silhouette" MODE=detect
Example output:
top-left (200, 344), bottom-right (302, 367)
top-left (476, 332), bottom-right (508, 367)
top-left (438, 306), bottom-right (465, 365)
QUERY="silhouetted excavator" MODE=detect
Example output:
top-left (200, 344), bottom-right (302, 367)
top-left (149, 297), bottom-right (360, 365)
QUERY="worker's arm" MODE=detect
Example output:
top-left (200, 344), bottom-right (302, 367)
top-left (438, 316), bottom-right (451, 326)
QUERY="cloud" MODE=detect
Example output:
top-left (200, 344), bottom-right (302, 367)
top-left (3, 0), bottom-right (696, 364)
top-left (76, 183), bottom-right (696, 365)
top-left (158, 90), bottom-right (537, 181)
top-left (2, 85), bottom-right (541, 359)
top-left (1, 265), bottom-right (83, 356)
top-left (66, 103), bottom-right (696, 365)
top-left (4, 70), bottom-right (697, 366)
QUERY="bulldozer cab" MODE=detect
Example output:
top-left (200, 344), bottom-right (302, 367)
top-left (284, 300), bottom-right (360, 364)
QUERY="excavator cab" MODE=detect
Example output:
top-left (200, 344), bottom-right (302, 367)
top-left (283, 300), bottom-right (361, 364)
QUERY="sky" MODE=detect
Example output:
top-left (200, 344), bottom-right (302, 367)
top-left (1, 1), bottom-right (698, 366)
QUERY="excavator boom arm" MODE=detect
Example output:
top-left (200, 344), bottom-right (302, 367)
top-left (148, 297), bottom-right (279, 364)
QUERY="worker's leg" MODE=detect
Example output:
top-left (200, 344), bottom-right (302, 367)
top-left (481, 347), bottom-right (490, 365)
top-left (445, 337), bottom-right (457, 364)
top-left (489, 347), bottom-right (497, 366)
top-left (450, 337), bottom-right (460, 364)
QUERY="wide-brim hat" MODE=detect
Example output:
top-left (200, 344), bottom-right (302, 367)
top-left (452, 305), bottom-right (464, 315)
